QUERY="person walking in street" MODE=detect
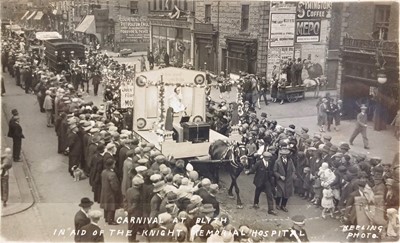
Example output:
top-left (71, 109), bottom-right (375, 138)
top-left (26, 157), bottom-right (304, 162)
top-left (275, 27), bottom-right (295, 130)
top-left (1, 148), bottom-right (12, 207)
top-left (74, 197), bottom-right (93, 242)
top-left (140, 55), bottom-right (147, 72)
top-left (273, 148), bottom-right (295, 212)
top-left (100, 158), bottom-right (121, 225)
top-left (349, 104), bottom-right (370, 149)
top-left (43, 90), bottom-right (54, 127)
top-left (258, 76), bottom-right (269, 106)
top-left (246, 152), bottom-right (278, 216)
top-left (76, 210), bottom-right (104, 242)
top-left (7, 115), bottom-right (24, 162)
top-left (318, 98), bottom-right (328, 132)
top-left (91, 70), bottom-right (102, 96)
top-left (148, 52), bottom-right (155, 70)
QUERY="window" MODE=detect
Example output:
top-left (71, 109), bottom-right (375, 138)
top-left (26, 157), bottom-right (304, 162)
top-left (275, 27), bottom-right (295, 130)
top-left (241, 5), bottom-right (249, 31)
top-left (130, 1), bottom-right (138, 14)
top-left (153, 0), bottom-right (156, 10)
top-left (183, 0), bottom-right (188, 10)
top-left (205, 4), bottom-right (211, 23)
top-left (374, 5), bottom-right (390, 40)
top-left (159, 0), bottom-right (163, 10)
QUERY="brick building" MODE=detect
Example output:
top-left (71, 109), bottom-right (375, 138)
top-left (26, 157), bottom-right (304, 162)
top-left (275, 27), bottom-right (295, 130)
top-left (195, 0), bottom-right (269, 75)
top-left (333, 2), bottom-right (399, 128)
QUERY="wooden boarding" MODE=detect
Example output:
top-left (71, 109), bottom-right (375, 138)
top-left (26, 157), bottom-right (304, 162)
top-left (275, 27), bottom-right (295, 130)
top-left (134, 129), bottom-right (230, 159)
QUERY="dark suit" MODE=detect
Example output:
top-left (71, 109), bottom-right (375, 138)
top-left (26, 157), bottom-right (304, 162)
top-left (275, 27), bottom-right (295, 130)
top-left (74, 210), bottom-right (90, 242)
top-left (126, 186), bottom-right (142, 242)
top-left (90, 153), bottom-right (103, 203)
top-left (68, 132), bottom-right (82, 176)
top-left (76, 223), bottom-right (104, 242)
top-left (249, 158), bottom-right (275, 210)
top-left (100, 169), bottom-right (120, 223)
top-left (8, 120), bottom-right (24, 160)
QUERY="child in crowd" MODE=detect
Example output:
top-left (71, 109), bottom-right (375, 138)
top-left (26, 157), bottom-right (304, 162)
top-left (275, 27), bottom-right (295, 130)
top-left (321, 185), bottom-right (335, 219)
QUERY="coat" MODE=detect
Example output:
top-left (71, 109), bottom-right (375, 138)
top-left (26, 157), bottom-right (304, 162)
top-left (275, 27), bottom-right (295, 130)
top-left (149, 193), bottom-right (162, 217)
top-left (76, 223), bottom-right (104, 242)
top-left (274, 156), bottom-right (296, 198)
top-left (86, 143), bottom-right (98, 174)
top-left (118, 146), bottom-right (129, 178)
top-left (74, 210), bottom-right (90, 242)
top-left (249, 158), bottom-right (275, 187)
top-left (43, 95), bottom-right (53, 110)
top-left (8, 120), bottom-right (24, 139)
top-left (91, 153), bottom-right (104, 203)
top-left (126, 186), bottom-right (142, 216)
top-left (344, 190), bottom-right (363, 224)
top-left (68, 132), bottom-right (82, 157)
top-left (100, 169), bottom-right (120, 211)
top-left (121, 158), bottom-right (133, 197)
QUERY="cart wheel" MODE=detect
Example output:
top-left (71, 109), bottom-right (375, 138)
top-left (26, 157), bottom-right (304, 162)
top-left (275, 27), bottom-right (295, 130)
top-left (287, 94), bottom-right (298, 103)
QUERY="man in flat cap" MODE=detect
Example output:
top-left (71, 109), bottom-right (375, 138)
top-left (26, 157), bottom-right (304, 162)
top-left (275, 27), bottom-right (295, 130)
top-left (126, 176), bottom-right (144, 242)
top-left (76, 210), bottom-right (104, 242)
top-left (246, 152), bottom-right (278, 216)
top-left (276, 215), bottom-right (309, 242)
top-left (349, 104), bottom-right (369, 149)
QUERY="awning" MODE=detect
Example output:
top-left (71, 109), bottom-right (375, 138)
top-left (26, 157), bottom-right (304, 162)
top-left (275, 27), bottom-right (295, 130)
top-left (75, 15), bottom-right (96, 34)
top-left (33, 11), bottom-right (44, 21)
top-left (26, 11), bottom-right (37, 21)
top-left (21, 11), bottom-right (30, 20)
top-left (35, 31), bottom-right (62, 40)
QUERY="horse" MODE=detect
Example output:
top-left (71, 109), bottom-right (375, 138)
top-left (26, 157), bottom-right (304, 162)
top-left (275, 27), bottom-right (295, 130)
top-left (208, 139), bottom-right (247, 208)
top-left (303, 76), bottom-right (327, 98)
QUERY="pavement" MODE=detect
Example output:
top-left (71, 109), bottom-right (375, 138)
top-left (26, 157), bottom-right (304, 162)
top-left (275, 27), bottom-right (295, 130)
top-left (1, 66), bottom-right (398, 242)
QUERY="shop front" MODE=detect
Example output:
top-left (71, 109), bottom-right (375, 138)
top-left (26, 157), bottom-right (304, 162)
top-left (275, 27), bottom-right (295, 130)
top-left (194, 23), bottom-right (217, 73)
top-left (225, 36), bottom-right (258, 75)
top-left (340, 38), bottom-right (399, 130)
top-left (149, 17), bottom-right (194, 68)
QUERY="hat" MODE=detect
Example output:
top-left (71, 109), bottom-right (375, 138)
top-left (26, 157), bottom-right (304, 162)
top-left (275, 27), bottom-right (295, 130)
top-left (132, 176), bottom-right (144, 186)
top-left (140, 142), bottom-right (148, 148)
top-left (161, 167), bottom-right (171, 176)
top-left (11, 109), bottom-right (19, 116)
top-left (360, 104), bottom-right (367, 110)
top-left (307, 147), bottom-right (317, 151)
top-left (79, 197), bottom-right (94, 208)
top-left (142, 147), bottom-right (151, 153)
top-left (291, 215), bottom-right (305, 225)
top-left (105, 142), bottom-right (116, 150)
top-left (135, 166), bottom-right (148, 173)
top-left (201, 178), bottom-right (211, 186)
top-left (357, 179), bottom-right (367, 187)
top-left (262, 152), bottom-right (272, 158)
top-left (321, 145), bottom-right (330, 153)
top-left (186, 163), bottom-right (194, 172)
top-left (261, 112), bottom-right (267, 118)
top-left (158, 212), bottom-right (172, 224)
top-left (187, 204), bottom-right (199, 214)
top-left (190, 195), bottom-right (203, 205)
top-left (150, 174), bottom-right (162, 182)
top-left (88, 210), bottom-right (103, 219)
top-left (200, 204), bottom-right (215, 213)
top-left (155, 155), bottom-right (166, 163)
top-left (339, 143), bottom-right (350, 151)
top-left (153, 180), bottom-right (165, 192)
top-left (323, 135), bottom-right (332, 141)
top-left (280, 149), bottom-right (290, 155)
top-left (313, 133), bottom-right (321, 139)
top-left (147, 143), bottom-right (155, 149)
top-left (166, 191), bottom-right (178, 203)
top-left (137, 158), bottom-right (148, 165)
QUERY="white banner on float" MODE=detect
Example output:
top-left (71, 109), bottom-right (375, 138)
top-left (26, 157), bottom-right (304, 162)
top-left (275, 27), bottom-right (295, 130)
top-left (120, 85), bottom-right (135, 108)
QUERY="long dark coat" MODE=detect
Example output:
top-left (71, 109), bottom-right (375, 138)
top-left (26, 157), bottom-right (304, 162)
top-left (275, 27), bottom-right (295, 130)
top-left (100, 169), bottom-right (120, 211)
top-left (86, 142), bottom-right (98, 174)
top-left (273, 156), bottom-right (296, 198)
top-left (91, 153), bottom-right (104, 203)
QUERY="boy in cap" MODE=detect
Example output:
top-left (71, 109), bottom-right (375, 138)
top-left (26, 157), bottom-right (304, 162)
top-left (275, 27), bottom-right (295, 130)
top-left (349, 104), bottom-right (369, 149)
top-left (276, 215), bottom-right (309, 242)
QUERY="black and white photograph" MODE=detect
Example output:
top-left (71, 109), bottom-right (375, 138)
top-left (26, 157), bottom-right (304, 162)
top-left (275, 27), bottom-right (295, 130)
top-left (1, 0), bottom-right (399, 242)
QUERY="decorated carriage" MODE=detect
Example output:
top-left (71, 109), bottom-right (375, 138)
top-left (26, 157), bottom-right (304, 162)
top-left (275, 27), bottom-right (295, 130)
top-left (131, 67), bottom-right (241, 159)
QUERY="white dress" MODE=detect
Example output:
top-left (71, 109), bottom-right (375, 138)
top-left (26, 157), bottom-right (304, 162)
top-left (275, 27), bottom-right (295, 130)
top-left (321, 188), bottom-right (335, 209)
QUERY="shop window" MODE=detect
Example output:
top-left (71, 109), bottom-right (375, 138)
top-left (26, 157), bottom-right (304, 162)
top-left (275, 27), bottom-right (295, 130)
top-left (205, 4), bottom-right (211, 23)
top-left (130, 1), bottom-right (138, 14)
top-left (183, 0), bottom-right (188, 10)
top-left (153, 0), bottom-right (157, 10)
top-left (374, 5), bottom-right (390, 40)
top-left (241, 5), bottom-right (249, 31)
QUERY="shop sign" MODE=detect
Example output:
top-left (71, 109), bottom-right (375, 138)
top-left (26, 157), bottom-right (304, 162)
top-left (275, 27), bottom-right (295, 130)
top-left (296, 2), bottom-right (332, 19)
top-left (119, 16), bottom-right (149, 43)
top-left (296, 19), bottom-right (321, 43)
top-left (150, 19), bottom-right (191, 29)
top-left (269, 13), bottom-right (296, 47)
top-left (120, 85), bottom-right (135, 108)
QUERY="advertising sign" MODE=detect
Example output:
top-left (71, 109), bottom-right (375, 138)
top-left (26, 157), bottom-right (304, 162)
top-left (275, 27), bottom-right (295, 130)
top-left (270, 13), bottom-right (296, 47)
top-left (296, 1), bottom-right (332, 19)
top-left (119, 16), bottom-right (149, 43)
top-left (120, 85), bottom-right (135, 108)
top-left (266, 47), bottom-right (294, 80)
top-left (296, 19), bottom-right (321, 43)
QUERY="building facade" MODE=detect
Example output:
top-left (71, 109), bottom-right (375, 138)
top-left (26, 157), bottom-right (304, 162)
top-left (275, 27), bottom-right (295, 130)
top-left (335, 2), bottom-right (399, 128)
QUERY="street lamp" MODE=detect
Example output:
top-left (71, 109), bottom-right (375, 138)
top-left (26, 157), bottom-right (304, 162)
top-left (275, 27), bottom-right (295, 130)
top-left (62, 11), bottom-right (68, 39)
top-left (374, 68), bottom-right (387, 131)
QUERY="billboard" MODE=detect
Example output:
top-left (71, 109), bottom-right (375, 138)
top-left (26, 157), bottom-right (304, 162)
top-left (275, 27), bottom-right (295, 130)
top-left (295, 19), bottom-right (321, 43)
top-left (119, 15), bottom-right (149, 43)
top-left (296, 1), bottom-right (332, 19)
top-left (269, 13), bottom-right (296, 47)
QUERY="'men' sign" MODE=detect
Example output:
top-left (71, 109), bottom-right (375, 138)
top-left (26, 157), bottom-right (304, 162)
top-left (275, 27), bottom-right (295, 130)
top-left (296, 20), bottom-right (320, 43)
top-left (120, 85), bottom-right (134, 108)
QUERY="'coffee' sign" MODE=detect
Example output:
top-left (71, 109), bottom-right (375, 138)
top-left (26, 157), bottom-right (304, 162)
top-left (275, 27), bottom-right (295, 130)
top-left (296, 1), bottom-right (332, 19)
top-left (296, 20), bottom-right (321, 43)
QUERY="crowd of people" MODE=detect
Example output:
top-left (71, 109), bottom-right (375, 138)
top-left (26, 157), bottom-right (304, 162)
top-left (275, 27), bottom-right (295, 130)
top-left (1, 28), bottom-right (400, 243)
